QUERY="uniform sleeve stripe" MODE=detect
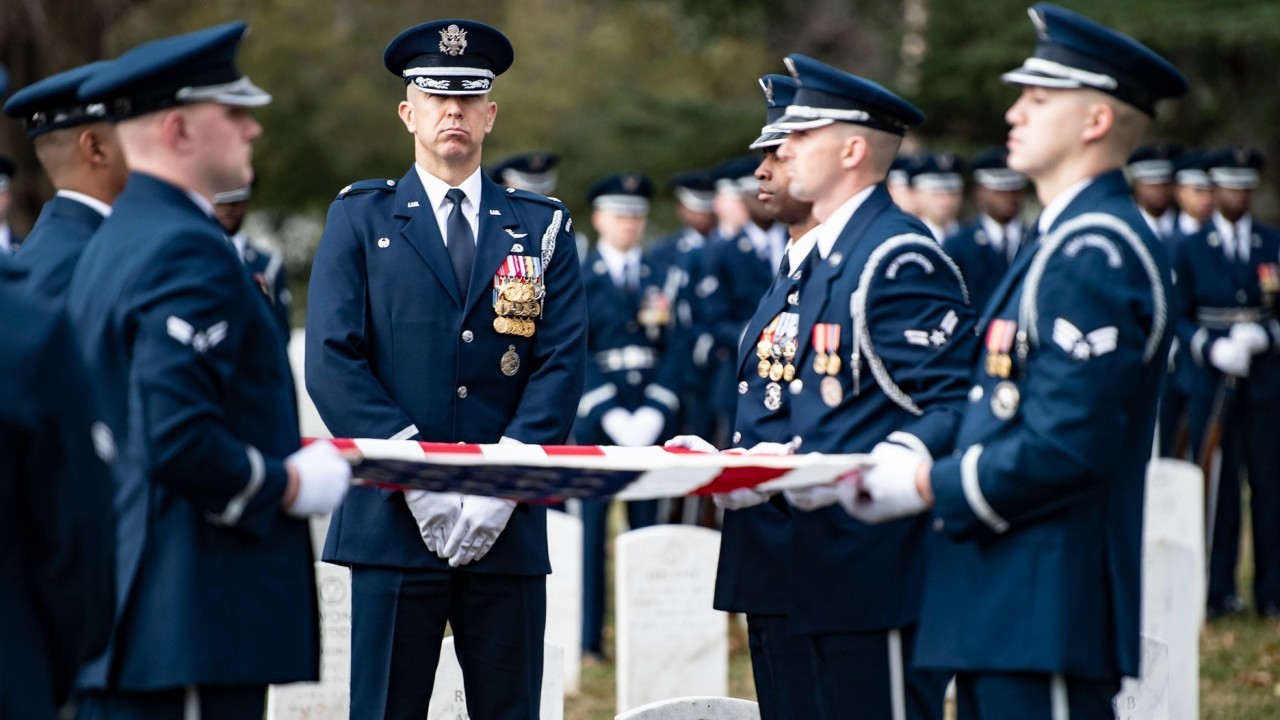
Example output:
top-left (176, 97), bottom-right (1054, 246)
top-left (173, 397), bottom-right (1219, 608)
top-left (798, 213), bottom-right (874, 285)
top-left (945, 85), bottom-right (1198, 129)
top-left (644, 385), bottom-right (681, 412)
top-left (886, 431), bottom-right (930, 459)
top-left (577, 383), bottom-right (617, 417)
top-left (390, 424), bottom-right (419, 441)
top-left (208, 445), bottom-right (265, 527)
top-left (961, 444), bottom-right (1009, 533)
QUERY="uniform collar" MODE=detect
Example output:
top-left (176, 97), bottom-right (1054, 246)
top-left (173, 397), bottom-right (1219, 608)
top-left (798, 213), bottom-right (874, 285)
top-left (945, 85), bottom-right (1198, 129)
top-left (817, 183), bottom-right (877, 258)
top-left (596, 242), bottom-right (641, 285)
top-left (1038, 175), bottom-right (1095, 233)
top-left (56, 189), bottom-right (112, 217)
top-left (184, 188), bottom-right (216, 219)
top-left (415, 164), bottom-right (483, 215)
top-left (786, 223), bottom-right (821, 272)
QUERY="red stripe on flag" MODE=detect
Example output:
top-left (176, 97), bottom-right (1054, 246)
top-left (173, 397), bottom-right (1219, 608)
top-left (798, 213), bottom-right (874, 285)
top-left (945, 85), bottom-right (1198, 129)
top-left (695, 466), bottom-right (790, 495)
top-left (419, 442), bottom-right (482, 454)
top-left (327, 438), bottom-right (360, 452)
top-left (544, 445), bottom-right (607, 456)
top-left (662, 446), bottom-right (711, 455)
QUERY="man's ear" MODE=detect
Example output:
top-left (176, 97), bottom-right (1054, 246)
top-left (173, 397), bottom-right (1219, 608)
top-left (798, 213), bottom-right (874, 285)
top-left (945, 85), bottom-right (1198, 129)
top-left (840, 133), bottom-right (868, 171)
top-left (1081, 100), bottom-right (1115, 144)
top-left (398, 99), bottom-right (415, 134)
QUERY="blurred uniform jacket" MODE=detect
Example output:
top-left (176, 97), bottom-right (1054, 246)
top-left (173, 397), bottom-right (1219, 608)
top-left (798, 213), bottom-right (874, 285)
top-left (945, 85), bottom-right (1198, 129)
top-left (11, 193), bottom-right (107, 301)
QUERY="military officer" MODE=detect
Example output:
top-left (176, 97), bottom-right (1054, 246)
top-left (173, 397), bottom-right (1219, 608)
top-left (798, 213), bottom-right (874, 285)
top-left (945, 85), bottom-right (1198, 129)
top-left (1173, 150), bottom-right (1213, 236)
top-left (66, 22), bottom-right (352, 720)
top-left (908, 151), bottom-right (965, 242)
top-left (887, 154), bottom-right (919, 215)
top-left (214, 183), bottom-right (292, 338)
top-left (1127, 142), bottom-right (1182, 240)
top-left (943, 147), bottom-right (1029, 312)
top-left (488, 150), bottom-right (560, 196)
top-left (3, 61), bottom-right (128, 301)
top-left (305, 19), bottom-right (587, 719)
top-left (669, 71), bottom-right (823, 720)
top-left (1173, 145), bottom-right (1280, 617)
top-left (0, 269), bottom-right (115, 720)
top-left (574, 171), bottom-right (679, 659)
top-left (765, 53), bottom-right (975, 720)
top-left (0, 154), bottom-right (21, 253)
top-left (842, 5), bottom-right (1186, 718)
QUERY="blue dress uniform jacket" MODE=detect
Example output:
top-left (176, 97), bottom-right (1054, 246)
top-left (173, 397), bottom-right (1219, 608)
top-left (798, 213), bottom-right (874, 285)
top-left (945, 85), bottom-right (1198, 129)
top-left (700, 229), bottom-right (777, 424)
top-left (918, 170), bottom-right (1173, 680)
top-left (306, 168), bottom-right (586, 575)
top-left (574, 249), bottom-right (682, 437)
top-left (650, 228), bottom-right (716, 438)
top-left (714, 259), bottom-right (809, 614)
top-left (0, 276), bottom-right (114, 718)
top-left (66, 172), bottom-right (319, 690)
top-left (13, 195), bottom-right (106, 301)
top-left (788, 185), bottom-right (977, 634)
top-left (241, 240), bottom-right (292, 340)
top-left (943, 218), bottom-right (1016, 315)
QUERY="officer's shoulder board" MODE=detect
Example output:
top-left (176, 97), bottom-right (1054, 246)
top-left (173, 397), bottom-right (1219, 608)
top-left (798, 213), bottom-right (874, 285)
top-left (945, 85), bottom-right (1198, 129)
top-left (503, 186), bottom-right (567, 210)
top-left (337, 178), bottom-right (398, 200)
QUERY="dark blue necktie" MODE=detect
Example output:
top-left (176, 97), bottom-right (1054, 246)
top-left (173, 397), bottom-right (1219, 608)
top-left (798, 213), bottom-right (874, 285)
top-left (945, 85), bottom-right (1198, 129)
top-left (445, 188), bottom-right (474, 296)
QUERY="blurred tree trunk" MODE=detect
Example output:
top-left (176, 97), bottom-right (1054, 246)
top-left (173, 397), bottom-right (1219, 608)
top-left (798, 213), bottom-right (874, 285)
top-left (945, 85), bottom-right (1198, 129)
top-left (0, 0), bottom-right (140, 229)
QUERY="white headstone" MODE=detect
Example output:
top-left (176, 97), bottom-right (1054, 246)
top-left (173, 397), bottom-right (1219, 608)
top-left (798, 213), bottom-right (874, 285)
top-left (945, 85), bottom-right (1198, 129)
top-left (615, 696), bottom-right (760, 720)
top-left (288, 329), bottom-right (331, 439)
top-left (546, 509), bottom-right (583, 694)
top-left (615, 525), bottom-right (727, 713)
top-left (1114, 635), bottom-right (1170, 720)
top-left (1139, 459), bottom-right (1203, 720)
top-left (426, 636), bottom-right (564, 720)
top-left (266, 562), bottom-right (352, 720)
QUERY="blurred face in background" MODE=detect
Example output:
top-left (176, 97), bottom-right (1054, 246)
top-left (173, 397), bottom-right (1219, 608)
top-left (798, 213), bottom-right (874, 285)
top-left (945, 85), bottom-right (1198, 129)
top-left (914, 188), bottom-right (962, 227)
top-left (1132, 180), bottom-right (1174, 217)
top-left (1176, 184), bottom-right (1213, 223)
top-left (1214, 186), bottom-right (1253, 223)
top-left (593, 208), bottom-right (647, 251)
top-left (975, 185), bottom-right (1025, 225)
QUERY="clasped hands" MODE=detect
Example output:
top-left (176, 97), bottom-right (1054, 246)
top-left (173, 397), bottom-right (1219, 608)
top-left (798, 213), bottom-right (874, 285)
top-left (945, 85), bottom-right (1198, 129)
top-left (664, 435), bottom-right (933, 523)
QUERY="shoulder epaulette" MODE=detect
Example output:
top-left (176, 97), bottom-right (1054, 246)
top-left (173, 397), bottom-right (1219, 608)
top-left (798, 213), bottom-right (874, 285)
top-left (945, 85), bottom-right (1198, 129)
top-left (503, 186), bottom-right (565, 209)
top-left (337, 178), bottom-right (399, 199)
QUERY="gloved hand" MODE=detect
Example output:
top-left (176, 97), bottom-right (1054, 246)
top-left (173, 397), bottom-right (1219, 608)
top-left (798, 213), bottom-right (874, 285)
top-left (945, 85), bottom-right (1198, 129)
top-left (629, 406), bottom-right (667, 446)
top-left (664, 434), bottom-right (717, 453)
top-left (840, 441), bottom-right (930, 524)
top-left (443, 495), bottom-right (517, 567)
top-left (713, 488), bottom-right (773, 510)
top-left (404, 490), bottom-right (463, 556)
top-left (284, 441), bottom-right (351, 517)
top-left (742, 440), bottom-right (798, 455)
top-left (784, 484), bottom-right (842, 511)
top-left (1209, 337), bottom-right (1252, 377)
top-left (601, 407), bottom-right (634, 445)
top-left (1230, 322), bottom-right (1270, 355)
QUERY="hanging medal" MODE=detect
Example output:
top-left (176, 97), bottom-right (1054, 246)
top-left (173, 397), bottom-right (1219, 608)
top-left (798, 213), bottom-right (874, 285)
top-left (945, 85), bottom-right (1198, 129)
top-left (773, 313), bottom-right (800, 383)
top-left (757, 316), bottom-right (780, 379)
top-left (1259, 263), bottom-right (1279, 307)
top-left (984, 319), bottom-right (1016, 378)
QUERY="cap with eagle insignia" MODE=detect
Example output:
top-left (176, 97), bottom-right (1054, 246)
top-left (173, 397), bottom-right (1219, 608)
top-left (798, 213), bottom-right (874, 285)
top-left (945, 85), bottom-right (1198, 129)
top-left (768, 53), bottom-right (924, 136)
top-left (749, 73), bottom-right (798, 150)
top-left (969, 147), bottom-right (1027, 191)
top-left (588, 172), bottom-right (654, 216)
top-left (488, 151), bottom-right (560, 195)
top-left (1207, 145), bottom-right (1265, 190)
top-left (384, 19), bottom-right (513, 96)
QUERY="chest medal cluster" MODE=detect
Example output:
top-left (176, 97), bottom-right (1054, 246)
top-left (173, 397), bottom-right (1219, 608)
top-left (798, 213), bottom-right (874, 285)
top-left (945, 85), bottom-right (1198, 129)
top-left (492, 254), bottom-right (544, 337)
top-left (811, 323), bottom-right (845, 408)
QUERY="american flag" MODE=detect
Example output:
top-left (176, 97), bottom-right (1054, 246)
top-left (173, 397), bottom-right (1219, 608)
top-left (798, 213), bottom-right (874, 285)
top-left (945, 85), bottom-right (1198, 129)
top-left (317, 438), bottom-right (869, 502)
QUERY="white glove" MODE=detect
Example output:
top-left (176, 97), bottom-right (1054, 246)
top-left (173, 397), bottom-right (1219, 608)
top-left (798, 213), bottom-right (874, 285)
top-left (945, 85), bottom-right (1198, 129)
top-left (601, 407), bottom-right (633, 445)
top-left (629, 406), bottom-right (666, 446)
top-left (664, 434), bottom-right (717, 453)
top-left (784, 484), bottom-right (843, 511)
top-left (713, 488), bottom-right (773, 510)
top-left (742, 440), bottom-right (798, 455)
top-left (1230, 322), bottom-right (1270, 355)
top-left (443, 495), bottom-right (517, 567)
top-left (404, 490), bottom-right (463, 557)
top-left (1209, 337), bottom-right (1252, 377)
top-left (841, 442), bottom-right (930, 524)
top-left (284, 441), bottom-right (351, 517)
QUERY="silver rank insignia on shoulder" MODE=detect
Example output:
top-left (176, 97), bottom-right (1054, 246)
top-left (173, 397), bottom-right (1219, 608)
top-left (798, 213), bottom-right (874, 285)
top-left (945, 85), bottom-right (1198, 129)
top-left (378, 237), bottom-right (390, 248)
top-left (1052, 319), bottom-right (1117, 360)
top-left (506, 229), bottom-right (528, 239)
top-left (904, 309), bottom-right (958, 348)
top-left (510, 243), bottom-right (524, 252)
top-left (166, 316), bottom-right (228, 354)
top-left (991, 380), bottom-right (1020, 420)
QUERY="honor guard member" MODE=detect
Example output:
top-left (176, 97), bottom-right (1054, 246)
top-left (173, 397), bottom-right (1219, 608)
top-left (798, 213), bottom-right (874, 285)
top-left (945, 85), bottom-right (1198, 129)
top-left (1127, 142), bottom-right (1182, 240)
top-left (701, 155), bottom-right (789, 446)
top-left (943, 147), bottom-right (1029, 313)
top-left (214, 182), bottom-right (292, 339)
top-left (908, 151), bottom-right (965, 242)
top-left (1173, 145), bottom-right (1280, 617)
top-left (888, 154), bottom-right (918, 215)
top-left (669, 72), bottom-right (823, 720)
top-left (66, 23), bottom-right (352, 719)
top-left (1173, 150), bottom-right (1213, 236)
top-left (769, 53), bottom-right (974, 720)
top-left (575, 172), bottom-right (676, 659)
top-left (0, 153), bottom-right (21, 253)
top-left (0, 270), bottom-right (115, 720)
top-left (843, 6), bottom-right (1186, 718)
top-left (3, 61), bottom-right (128, 301)
top-left (305, 19), bottom-right (587, 720)
top-left (488, 150), bottom-right (560, 196)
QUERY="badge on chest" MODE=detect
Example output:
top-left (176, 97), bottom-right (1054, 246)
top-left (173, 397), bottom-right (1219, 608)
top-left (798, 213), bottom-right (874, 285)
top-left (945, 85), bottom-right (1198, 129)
top-left (492, 254), bottom-right (543, 337)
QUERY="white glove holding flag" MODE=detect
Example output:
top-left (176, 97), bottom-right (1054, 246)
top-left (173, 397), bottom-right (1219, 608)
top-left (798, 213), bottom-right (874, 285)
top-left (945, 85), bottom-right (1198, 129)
top-left (404, 490), bottom-right (463, 556)
top-left (664, 434), bottom-right (717, 453)
top-left (717, 441), bottom-right (793, 509)
top-left (841, 441), bottom-right (930, 524)
top-left (1209, 337), bottom-right (1252, 377)
top-left (284, 441), bottom-right (351, 517)
top-left (1230, 322), bottom-right (1270, 355)
top-left (629, 406), bottom-right (667, 446)
top-left (601, 408), bottom-right (635, 445)
top-left (444, 495), bottom-right (517, 567)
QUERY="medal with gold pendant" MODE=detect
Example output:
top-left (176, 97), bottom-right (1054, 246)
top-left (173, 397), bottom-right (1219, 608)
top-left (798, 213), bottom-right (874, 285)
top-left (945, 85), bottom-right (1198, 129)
top-left (771, 312), bottom-right (800, 383)
top-left (984, 318), bottom-right (1016, 378)
top-left (757, 316), bottom-right (780, 379)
